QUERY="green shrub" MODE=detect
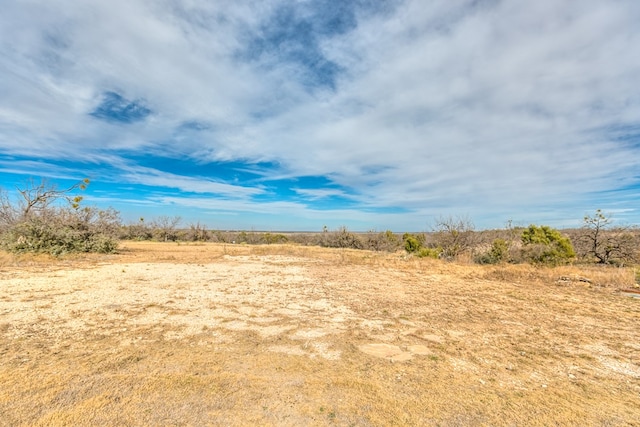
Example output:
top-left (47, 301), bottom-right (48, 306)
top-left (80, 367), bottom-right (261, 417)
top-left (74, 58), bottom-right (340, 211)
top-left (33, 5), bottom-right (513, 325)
top-left (521, 225), bottom-right (575, 265)
top-left (403, 233), bottom-right (440, 258)
top-left (476, 238), bottom-right (510, 264)
top-left (416, 247), bottom-right (441, 258)
top-left (262, 233), bottom-right (288, 244)
top-left (403, 232), bottom-right (425, 246)
top-left (404, 236), bottom-right (422, 253)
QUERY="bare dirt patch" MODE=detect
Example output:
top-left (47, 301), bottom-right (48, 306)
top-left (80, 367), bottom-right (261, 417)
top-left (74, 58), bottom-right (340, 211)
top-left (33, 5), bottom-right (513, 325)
top-left (1, 242), bottom-right (639, 426)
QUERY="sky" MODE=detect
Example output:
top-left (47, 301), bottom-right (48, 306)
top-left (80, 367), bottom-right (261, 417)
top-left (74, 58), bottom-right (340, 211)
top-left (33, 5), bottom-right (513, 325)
top-left (1, 0), bottom-right (639, 231)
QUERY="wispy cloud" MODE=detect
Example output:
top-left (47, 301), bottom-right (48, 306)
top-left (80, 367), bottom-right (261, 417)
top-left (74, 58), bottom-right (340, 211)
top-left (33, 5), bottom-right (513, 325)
top-left (292, 188), bottom-right (352, 201)
top-left (1, 0), bottom-right (639, 230)
top-left (119, 165), bottom-right (266, 198)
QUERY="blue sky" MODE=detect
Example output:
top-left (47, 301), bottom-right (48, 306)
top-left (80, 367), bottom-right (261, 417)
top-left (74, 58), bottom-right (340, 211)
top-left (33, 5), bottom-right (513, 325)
top-left (1, 0), bottom-right (639, 231)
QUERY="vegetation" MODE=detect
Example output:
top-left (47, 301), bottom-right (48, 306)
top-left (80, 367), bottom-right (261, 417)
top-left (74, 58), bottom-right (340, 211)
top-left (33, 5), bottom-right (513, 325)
top-left (186, 221), bottom-right (210, 242)
top-left (576, 209), bottom-right (637, 265)
top-left (151, 215), bottom-right (182, 242)
top-left (1, 178), bottom-right (638, 269)
top-left (475, 238), bottom-right (510, 264)
top-left (403, 233), bottom-right (423, 253)
top-left (431, 215), bottom-right (475, 260)
top-left (402, 232), bottom-right (441, 258)
top-left (0, 179), bottom-right (120, 255)
top-left (520, 224), bottom-right (576, 266)
top-left (364, 230), bottom-right (401, 252)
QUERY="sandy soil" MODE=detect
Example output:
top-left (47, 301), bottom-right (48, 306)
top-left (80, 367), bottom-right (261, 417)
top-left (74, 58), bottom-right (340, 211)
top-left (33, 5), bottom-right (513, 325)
top-left (1, 242), bottom-right (639, 426)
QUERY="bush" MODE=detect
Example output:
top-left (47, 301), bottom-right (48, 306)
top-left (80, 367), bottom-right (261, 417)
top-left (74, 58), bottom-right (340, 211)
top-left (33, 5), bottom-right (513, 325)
top-left (320, 226), bottom-right (364, 249)
top-left (404, 235), bottom-right (422, 253)
top-left (521, 225), bottom-right (575, 265)
top-left (0, 179), bottom-right (120, 255)
top-left (186, 222), bottom-right (210, 242)
top-left (363, 230), bottom-right (401, 252)
top-left (120, 218), bottom-right (153, 241)
top-left (416, 247), bottom-right (441, 258)
top-left (2, 206), bottom-right (120, 255)
top-left (262, 232), bottom-right (288, 244)
top-left (211, 230), bottom-right (232, 243)
top-left (432, 215), bottom-right (475, 260)
top-left (233, 231), bottom-right (258, 244)
top-left (403, 233), bottom-right (440, 258)
top-left (476, 238), bottom-right (510, 264)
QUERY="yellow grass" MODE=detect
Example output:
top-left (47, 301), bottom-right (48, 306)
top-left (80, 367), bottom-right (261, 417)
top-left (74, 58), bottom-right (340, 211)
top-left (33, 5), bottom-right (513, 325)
top-left (1, 241), bottom-right (639, 426)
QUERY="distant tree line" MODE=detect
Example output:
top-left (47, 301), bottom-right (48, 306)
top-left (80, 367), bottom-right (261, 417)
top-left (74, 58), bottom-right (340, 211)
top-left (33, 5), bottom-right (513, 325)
top-left (1, 179), bottom-right (638, 266)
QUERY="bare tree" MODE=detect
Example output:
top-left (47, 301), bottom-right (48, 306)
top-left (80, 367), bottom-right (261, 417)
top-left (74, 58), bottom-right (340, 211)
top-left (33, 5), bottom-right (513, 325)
top-left (0, 178), bottom-right (89, 226)
top-left (15, 178), bottom-right (90, 219)
top-left (432, 215), bottom-right (476, 259)
top-left (0, 189), bottom-right (17, 229)
top-left (579, 210), bottom-right (637, 265)
top-left (187, 221), bottom-right (209, 242)
top-left (152, 216), bottom-right (182, 242)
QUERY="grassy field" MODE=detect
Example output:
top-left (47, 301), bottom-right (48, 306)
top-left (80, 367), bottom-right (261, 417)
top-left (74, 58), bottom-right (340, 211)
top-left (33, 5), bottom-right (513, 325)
top-left (1, 241), bottom-right (639, 426)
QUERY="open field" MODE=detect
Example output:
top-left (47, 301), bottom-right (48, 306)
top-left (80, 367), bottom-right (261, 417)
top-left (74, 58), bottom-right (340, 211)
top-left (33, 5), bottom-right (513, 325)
top-left (1, 241), bottom-right (639, 426)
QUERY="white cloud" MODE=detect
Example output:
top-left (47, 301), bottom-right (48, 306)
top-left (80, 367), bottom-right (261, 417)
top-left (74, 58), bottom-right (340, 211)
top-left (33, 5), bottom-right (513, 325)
top-left (118, 165), bottom-right (266, 197)
top-left (1, 0), bottom-right (639, 229)
top-left (292, 188), bottom-right (352, 200)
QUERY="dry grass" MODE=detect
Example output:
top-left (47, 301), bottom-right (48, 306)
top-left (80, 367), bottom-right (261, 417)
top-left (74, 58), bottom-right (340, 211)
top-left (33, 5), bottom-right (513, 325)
top-left (1, 241), bottom-right (639, 426)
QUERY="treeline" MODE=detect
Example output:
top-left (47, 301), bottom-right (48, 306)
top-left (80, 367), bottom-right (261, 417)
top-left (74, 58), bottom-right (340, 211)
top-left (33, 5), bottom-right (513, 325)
top-left (1, 180), bottom-right (638, 266)
top-left (116, 216), bottom-right (640, 267)
top-left (119, 222), bottom-right (403, 252)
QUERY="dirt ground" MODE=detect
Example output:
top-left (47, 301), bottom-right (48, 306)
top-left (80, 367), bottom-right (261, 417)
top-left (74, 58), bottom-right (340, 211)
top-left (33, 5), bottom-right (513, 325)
top-left (1, 241), bottom-right (639, 426)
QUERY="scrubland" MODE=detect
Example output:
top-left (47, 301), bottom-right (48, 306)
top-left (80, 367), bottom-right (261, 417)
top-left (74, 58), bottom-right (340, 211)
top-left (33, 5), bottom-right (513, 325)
top-left (1, 242), bottom-right (639, 426)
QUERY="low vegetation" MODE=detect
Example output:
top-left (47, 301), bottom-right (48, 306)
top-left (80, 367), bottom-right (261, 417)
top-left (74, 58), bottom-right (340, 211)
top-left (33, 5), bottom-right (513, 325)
top-left (1, 179), bottom-right (638, 270)
top-left (0, 179), bottom-right (120, 255)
